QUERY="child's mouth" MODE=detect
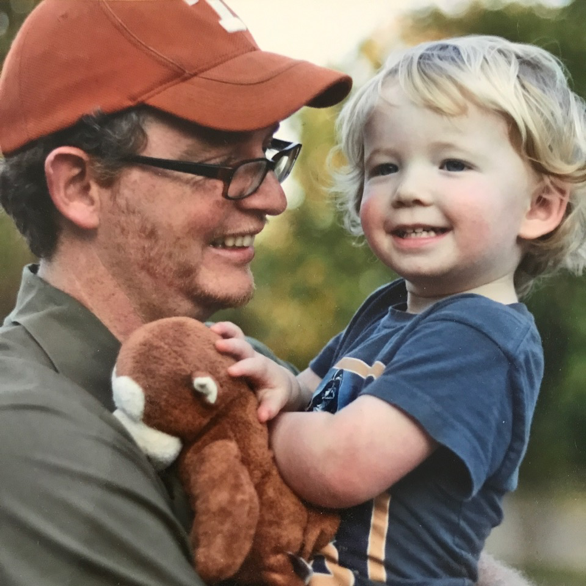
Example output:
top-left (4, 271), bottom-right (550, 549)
top-left (393, 227), bottom-right (449, 239)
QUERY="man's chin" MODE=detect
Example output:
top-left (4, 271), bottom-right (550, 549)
top-left (195, 283), bottom-right (256, 316)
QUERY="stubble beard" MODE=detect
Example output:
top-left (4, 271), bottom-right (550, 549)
top-left (108, 199), bottom-right (256, 321)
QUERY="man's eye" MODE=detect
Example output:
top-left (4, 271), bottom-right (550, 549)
top-left (441, 159), bottom-right (469, 172)
top-left (369, 163), bottom-right (398, 177)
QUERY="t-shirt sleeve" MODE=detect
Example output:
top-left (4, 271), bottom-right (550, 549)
top-left (310, 332), bottom-right (343, 378)
top-left (362, 317), bottom-right (528, 497)
top-left (0, 363), bottom-right (202, 586)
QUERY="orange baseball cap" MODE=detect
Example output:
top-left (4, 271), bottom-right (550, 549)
top-left (0, 0), bottom-right (352, 155)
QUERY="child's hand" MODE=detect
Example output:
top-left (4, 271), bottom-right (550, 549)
top-left (210, 322), bottom-right (300, 423)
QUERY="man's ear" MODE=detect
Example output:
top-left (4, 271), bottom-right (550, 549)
top-left (44, 146), bottom-right (102, 230)
top-left (519, 178), bottom-right (570, 241)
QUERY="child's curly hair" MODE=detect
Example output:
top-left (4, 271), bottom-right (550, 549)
top-left (334, 35), bottom-right (586, 295)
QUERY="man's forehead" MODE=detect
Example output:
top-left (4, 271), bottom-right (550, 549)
top-left (145, 109), bottom-right (278, 150)
top-left (188, 122), bottom-right (280, 147)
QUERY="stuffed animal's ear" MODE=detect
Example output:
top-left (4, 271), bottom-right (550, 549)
top-left (193, 374), bottom-right (218, 404)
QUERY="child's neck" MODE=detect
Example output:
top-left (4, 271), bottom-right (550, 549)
top-left (406, 277), bottom-right (519, 314)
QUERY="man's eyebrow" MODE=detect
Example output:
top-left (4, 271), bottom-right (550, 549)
top-left (179, 124), bottom-right (281, 162)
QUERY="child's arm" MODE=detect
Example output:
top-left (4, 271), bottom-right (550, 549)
top-left (212, 321), bottom-right (436, 509)
top-left (270, 395), bottom-right (437, 508)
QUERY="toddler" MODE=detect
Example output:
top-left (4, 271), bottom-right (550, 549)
top-left (213, 36), bottom-right (586, 585)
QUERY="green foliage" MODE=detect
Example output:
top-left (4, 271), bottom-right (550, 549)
top-left (0, 0), bottom-right (40, 63)
top-left (523, 562), bottom-right (586, 586)
top-left (0, 1), bottom-right (38, 321)
top-left (0, 213), bottom-right (32, 319)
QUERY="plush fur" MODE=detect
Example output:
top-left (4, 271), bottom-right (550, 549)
top-left (112, 317), bottom-right (339, 586)
top-left (476, 554), bottom-right (535, 586)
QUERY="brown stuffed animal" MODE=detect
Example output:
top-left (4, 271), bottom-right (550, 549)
top-left (112, 317), bottom-right (339, 586)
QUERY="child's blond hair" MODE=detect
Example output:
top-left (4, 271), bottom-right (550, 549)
top-left (334, 35), bottom-right (586, 295)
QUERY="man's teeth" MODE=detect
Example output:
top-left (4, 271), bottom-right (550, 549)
top-left (397, 228), bottom-right (444, 238)
top-left (212, 235), bottom-right (255, 248)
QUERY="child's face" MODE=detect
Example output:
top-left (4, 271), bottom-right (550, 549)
top-left (360, 81), bottom-right (540, 303)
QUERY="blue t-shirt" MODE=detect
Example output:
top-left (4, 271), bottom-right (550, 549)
top-left (308, 280), bottom-right (543, 586)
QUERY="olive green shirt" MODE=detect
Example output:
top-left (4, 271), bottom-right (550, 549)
top-left (0, 265), bottom-right (201, 586)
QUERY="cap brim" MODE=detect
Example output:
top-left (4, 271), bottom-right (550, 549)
top-left (146, 50), bottom-right (352, 132)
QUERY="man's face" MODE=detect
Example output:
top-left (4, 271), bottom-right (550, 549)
top-left (95, 113), bottom-right (287, 321)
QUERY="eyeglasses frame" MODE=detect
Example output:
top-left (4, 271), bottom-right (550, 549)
top-left (120, 138), bottom-right (301, 200)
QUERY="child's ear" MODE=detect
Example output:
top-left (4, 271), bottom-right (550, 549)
top-left (518, 178), bottom-right (570, 241)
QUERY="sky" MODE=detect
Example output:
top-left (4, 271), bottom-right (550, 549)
top-left (229, 0), bottom-right (424, 66)
top-left (228, 0), bottom-right (568, 67)
top-left (226, 0), bottom-right (434, 65)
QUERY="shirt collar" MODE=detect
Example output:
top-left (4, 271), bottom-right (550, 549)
top-left (5, 264), bottom-right (121, 411)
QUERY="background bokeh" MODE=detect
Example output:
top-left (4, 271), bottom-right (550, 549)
top-left (1, 1), bottom-right (585, 584)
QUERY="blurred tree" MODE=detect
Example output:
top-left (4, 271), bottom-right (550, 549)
top-left (0, 0), bottom-right (39, 62)
top-left (0, 215), bottom-right (31, 318)
top-left (0, 0), bottom-right (38, 319)
top-left (224, 0), bottom-right (586, 488)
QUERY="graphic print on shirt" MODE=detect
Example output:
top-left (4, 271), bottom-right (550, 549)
top-left (308, 356), bottom-right (391, 585)
top-left (308, 357), bottom-right (386, 412)
top-left (308, 369), bottom-right (343, 412)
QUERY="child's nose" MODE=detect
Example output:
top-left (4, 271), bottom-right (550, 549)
top-left (392, 170), bottom-right (433, 207)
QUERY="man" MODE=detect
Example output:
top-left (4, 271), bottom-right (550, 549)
top-left (0, 1), bottom-right (534, 585)
top-left (0, 1), bottom-right (350, 584)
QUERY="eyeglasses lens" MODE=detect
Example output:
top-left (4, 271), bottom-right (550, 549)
top-left (229, 160), bottom-right (267, 199)
top-left (273, 155), bottom-right (292, 182)
top-left (227, 143), bottom-right (299, 199)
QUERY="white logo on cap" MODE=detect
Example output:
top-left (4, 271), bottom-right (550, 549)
top-left (184, 0), bottom-right (248, 33)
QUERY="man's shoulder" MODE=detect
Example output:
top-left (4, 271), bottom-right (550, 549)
top-left (0, 319), bottom-right (109, 420)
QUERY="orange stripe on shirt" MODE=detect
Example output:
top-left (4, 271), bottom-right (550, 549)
top-left (367, 492), bottom-right (392, 583)
top-left (335, 357), bottom-right (385, 380)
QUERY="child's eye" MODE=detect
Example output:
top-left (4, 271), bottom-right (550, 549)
top-left (440, 159), bottom-right (469, 172)
top-left (369, 163), bottom-right (398, 178)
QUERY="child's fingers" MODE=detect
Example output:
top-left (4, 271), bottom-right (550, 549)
top-left (257, 402), bottom-right (276, 423)
top-left (215, 337), bottom-right (256, 361)
top-left (209, 321), bottom-right (245, 340)
top-left (225, 355), bottom-right (268, 380)
top-left (256, 394), bottom-right (283, 422)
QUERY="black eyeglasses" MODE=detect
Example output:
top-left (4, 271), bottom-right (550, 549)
top-left (121, 138), bottom-right (302, 200)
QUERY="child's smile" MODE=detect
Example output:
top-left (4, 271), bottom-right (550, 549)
top-left (391, 225), bottom-right (450, 245)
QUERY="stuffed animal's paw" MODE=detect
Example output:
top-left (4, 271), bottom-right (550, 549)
top-left (183, 439), bottom-right (260, 583)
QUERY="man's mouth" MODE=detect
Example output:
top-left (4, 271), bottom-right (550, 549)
top-left (211, 234), bottom-right (256, 249)
top-left (393, 227), bottom-right (448, 239)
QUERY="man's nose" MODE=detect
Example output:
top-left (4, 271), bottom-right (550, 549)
top-left (238, 170), bottom-right (288, 216)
